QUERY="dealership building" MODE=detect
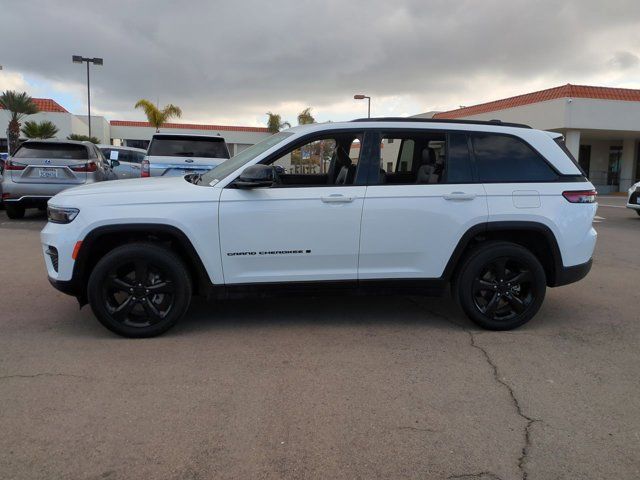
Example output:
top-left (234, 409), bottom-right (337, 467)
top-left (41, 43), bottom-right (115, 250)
top-left (420, 84), bottom-right (640, 193)
top-left (0, 98), bottom-right (271, 156)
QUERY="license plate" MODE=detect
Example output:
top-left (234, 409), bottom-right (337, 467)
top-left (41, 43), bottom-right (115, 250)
top-left (38, 168), bottom-right (57, 178)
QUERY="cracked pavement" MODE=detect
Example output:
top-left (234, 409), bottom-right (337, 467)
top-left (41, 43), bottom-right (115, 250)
top-left (1, 197), bottom-right (639, 479)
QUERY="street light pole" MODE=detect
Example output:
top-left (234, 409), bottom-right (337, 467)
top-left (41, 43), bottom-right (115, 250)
top-left (353, 94), bottom-right (371, 118)
top-left (72, 55), bottom-right (103, 139)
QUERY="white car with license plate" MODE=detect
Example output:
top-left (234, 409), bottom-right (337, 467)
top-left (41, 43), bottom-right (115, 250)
top-left (42, 118), bottom-right (597, 337)
top-left (140, 133), bottom-right (230, 178)
top-left (626, 181), bottom-right (640, 215)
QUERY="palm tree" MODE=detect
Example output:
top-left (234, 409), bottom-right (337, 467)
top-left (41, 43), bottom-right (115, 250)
top-left (0, 90), bottom-right (39, 154)
top-left (21, 120), bottom-right (59, 139)
top-left (266, 112), bottom-right (291, 133)
top-left (134, 99), bottom-right (182, 132)
top-left (67, 133), bottom-right (99, 144)
top-left (297, 107), bottom-right (315, 125)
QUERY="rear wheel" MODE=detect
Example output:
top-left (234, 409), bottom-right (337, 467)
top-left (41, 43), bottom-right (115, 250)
top-left (455, 241), bottom-right (546, 330)
top-left (87, 243), bottom-right (192, 337)
top-left (5, 203), bottom-right (25, 219)
top-left (636, 210), bottom-right (640, 217)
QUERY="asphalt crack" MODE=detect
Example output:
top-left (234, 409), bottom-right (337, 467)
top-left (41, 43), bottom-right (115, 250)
top-left (448, 472), bottom-right (503, 480)
top-left (0, 372), bottom-right (90, 380)
top-left (406, 297), bottom-right (540, 480)
top-left (466, 331), bottom-right (539, 480)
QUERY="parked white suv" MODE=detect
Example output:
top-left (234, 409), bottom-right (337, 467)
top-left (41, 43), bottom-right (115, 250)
top-left (41, 119), bottom-right (597, 337)
top-left (141, 133), bottom-right (230, 177)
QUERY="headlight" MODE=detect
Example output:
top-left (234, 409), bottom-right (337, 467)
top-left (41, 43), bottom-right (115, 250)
top-left (47, 206), bottom-right (80, 224)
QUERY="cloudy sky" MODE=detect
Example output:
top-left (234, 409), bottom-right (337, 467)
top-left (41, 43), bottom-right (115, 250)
top-left (2, 0), bottom-right (640, 127)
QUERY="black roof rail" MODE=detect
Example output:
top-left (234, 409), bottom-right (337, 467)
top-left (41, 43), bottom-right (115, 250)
top-left (350, 117), bottom-right (532, 129)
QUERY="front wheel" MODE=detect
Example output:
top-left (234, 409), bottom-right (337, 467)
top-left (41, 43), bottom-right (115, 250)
top-left (455, 242), bottom-right (546, 330)
top-left (87, 243), bottom-right (192, 337)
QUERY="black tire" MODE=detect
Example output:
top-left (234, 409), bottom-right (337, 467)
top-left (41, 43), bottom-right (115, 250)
top-left (5, 203), bottom-right (25, 219)
top-left (455, 241), bottom-right (546, 330)
top-left (636, 210), bottom-right (640, 217)
top-left (87, 243), bottom-right (192, 338)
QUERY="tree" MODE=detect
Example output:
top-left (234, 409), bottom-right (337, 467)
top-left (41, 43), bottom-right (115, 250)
top-left (134, 99), bottom-right (182, 132)
top-left (67, 133), bottom-right (100, 144)
top-left (0, 90), bottom-right (39, 154)
top-left (297, 107), bottom-right (315, 125)
top-left (265, 112), bottom-right (291, 133)
top-left (21, 120), bottom-right (59, 139)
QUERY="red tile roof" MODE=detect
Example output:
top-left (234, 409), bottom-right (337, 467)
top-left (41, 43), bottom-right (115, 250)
top-left (110, 120), bottom-right (269, 133)
top-left (433, 84), bottom-right (640, 119)
top-left (0, 97), bottom-right (68, 113)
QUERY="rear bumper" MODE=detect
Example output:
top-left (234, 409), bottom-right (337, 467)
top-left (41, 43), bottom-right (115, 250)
top-left (551, 258), bottom-right (592, 287)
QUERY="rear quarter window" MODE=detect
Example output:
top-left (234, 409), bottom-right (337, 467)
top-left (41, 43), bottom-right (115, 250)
top-left (14, 143), bottom-right (89, 160)
top-left (472, 134), bottom-right (558, 182)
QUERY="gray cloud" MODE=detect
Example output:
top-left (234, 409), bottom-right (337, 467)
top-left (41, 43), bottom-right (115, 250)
top-left (2, 0), bottom-right (640, 123)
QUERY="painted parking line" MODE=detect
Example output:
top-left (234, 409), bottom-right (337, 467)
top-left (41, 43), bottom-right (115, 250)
top-left (593, 215), bottom-right (605, 223)
top-left (598, 204), bottom-right (627, 208)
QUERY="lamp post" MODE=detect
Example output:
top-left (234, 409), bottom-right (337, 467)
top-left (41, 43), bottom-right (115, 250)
top-left (353, 94), bottom-right (371, 118)
top-left (72, 55), bottom-right (103, 139)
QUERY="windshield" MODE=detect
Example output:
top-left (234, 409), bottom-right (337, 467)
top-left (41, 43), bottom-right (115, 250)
top-left (14, 143), bottom-right (88, 159)
top-left (200, 131), bottom-right (293, 185)
top-left (148, 136), bottom-right (230, 159)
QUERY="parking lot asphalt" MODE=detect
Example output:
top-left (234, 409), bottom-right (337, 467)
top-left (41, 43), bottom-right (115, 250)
top-left (0, 196), bottom-right (638, 480)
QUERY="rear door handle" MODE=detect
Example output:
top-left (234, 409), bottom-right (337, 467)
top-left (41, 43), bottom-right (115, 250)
top-left (321, 194), bottom-right (355, 203)
top-left (443, 192), bottom-right (476, 201)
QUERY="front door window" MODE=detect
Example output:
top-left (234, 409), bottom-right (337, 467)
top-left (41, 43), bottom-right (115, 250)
top-left (608, 146), bottom-right (622, 186)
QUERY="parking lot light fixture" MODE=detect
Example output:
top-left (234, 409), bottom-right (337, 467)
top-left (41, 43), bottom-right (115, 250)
top-left (354, 94), bottom-right (371, 118)
top-left (72, 55), bottom-right (103, 138)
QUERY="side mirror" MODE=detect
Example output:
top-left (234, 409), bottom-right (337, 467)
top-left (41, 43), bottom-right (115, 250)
top-left (235, 164), bottom-right (276, 189)
top-left (111, 160), bottom-right (120, 168)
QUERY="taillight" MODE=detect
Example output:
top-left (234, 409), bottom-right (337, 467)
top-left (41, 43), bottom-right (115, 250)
top-left (70, 161), bottom-right (98, 173)
top-left (141, 159), bottom-right (150, 178)
top-left (4, 159), bottom-right (26, 170)
top-left (562, 190), bottom-right (597, 203)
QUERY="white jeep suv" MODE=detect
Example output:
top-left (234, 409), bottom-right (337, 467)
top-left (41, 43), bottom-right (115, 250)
top-left (41, 119), bottom-right (597, 337)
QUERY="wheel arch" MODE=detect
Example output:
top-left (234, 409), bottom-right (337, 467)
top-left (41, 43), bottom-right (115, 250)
top-left (73, 223), bottom-right (212, 304)
top-left (443, 221), bottom-right (564, 287)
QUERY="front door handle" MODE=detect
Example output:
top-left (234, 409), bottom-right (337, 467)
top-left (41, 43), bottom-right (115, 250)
top-left (321, 194), bottom-right (355, 203)
top-left (443, 192), bottom-right (476, 201)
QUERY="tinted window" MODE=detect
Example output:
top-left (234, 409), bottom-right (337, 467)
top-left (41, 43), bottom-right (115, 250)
top-left (472, 134), bottom-right (557, 182)
top-left (14, 143), bottom-right (89, 160)
top-left (376, 131), bottom-right (473, 185)
top-left (148, 136), bottom-right (230, 159)
top-left (447, 133), bottom-right (473, 183)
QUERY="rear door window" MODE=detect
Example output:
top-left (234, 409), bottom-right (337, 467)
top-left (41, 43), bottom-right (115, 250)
top-left (148, 136), bottom-right (230, 159)
top-left (14, 143), bottom-right (89, 160)
top-left (375, 131), bottom-right (473, 184)
top-left (472, 134), bottom-right (558, 182)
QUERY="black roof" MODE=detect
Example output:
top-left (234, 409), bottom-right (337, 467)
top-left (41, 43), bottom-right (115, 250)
top-left (350, 117), bottom-right (532, 129)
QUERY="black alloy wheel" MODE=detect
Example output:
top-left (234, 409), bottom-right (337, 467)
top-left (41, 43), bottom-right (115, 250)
top-left (456, 241), bottom-right (546, 330)
top-left (472, 257), bottom-right (535, 322)
top-left (88, 243), bottom-right (192, 337)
